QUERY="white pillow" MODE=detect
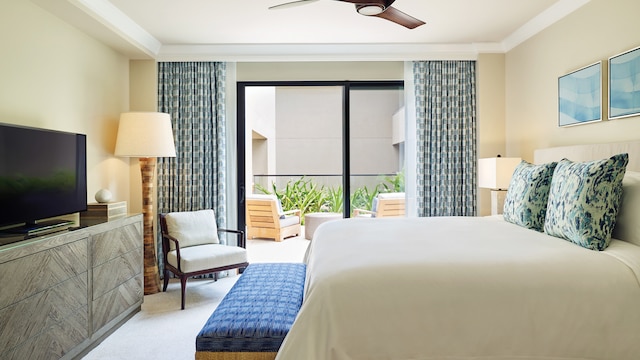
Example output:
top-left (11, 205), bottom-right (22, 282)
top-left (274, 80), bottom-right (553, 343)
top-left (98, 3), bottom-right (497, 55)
top-left (613, 171), bottom-right (640, 246)
top-left (165, 209), bottom-right (219, 250)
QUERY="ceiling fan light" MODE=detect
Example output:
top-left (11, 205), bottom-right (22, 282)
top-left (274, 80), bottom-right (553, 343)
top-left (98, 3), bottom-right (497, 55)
top-left (357, 5), bottom-right (384, 16)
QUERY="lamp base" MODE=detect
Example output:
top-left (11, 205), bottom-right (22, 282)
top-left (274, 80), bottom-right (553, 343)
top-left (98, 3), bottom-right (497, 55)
top-left (140, 157), bottom-right (161, 295)
top-left (490, 189), bottom-right (507, 216)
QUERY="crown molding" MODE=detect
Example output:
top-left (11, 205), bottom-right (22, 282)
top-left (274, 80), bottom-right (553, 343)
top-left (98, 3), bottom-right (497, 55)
top-left (156, 43), bottom-right (496, 62)
top-left (32, 0), bottom-right (160, 59)
top-left (503, 0), bottom-right (590, 51)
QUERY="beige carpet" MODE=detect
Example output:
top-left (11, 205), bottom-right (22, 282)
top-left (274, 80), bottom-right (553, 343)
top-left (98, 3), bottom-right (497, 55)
top-left (82, 235), bottom-right (310, 360)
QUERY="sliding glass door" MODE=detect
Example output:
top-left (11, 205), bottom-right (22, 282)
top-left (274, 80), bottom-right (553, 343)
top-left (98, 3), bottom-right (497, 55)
top-left (349, 84), bottom-right (405, 217)
top-left (237, 81), bottom-right (404, 231)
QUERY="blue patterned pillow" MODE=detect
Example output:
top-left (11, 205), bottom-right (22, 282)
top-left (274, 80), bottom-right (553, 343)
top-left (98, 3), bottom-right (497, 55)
top-left (503, 161), bottom-right (557, 232)
top-left (544, 153), bottom-right (628, 251)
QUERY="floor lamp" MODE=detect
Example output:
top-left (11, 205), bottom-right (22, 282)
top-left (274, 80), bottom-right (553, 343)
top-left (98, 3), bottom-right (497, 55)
top-left (478, 156), bottom-right (521, 215)
top-left (115, 112), bottom-right (176, 295)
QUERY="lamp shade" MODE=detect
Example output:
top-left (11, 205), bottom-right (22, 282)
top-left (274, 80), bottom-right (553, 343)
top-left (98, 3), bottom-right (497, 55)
top-left (115, 112), bottom-right (176, 157)
top-left (478, 157), bottom-right (521, 190)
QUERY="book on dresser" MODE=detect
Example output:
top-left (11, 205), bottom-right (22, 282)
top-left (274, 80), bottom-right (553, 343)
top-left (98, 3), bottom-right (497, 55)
top-left (81, 201), bottom-right (128, 222)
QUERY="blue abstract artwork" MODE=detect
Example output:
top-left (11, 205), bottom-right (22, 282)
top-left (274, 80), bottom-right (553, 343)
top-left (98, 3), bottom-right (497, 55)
top-left (609, 46), bottom-right (640, 119)
top-left (558, 62), bottom-right (602, 127)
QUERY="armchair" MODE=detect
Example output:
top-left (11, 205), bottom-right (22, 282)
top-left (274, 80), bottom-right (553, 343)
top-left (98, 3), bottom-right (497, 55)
top-left (246, 194), bottom-right (301, 241)
top-left (159, 209), bottom-right (249, 310)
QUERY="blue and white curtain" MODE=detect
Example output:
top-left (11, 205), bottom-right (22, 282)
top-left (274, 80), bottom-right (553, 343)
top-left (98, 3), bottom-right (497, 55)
top-left (156, 62), bottom-right (228, 272)
top-left (413, 61), bottom-right (477, 217)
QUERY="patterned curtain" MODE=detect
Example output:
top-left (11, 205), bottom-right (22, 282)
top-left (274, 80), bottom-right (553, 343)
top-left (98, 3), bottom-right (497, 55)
top-left (414, 61), bottom-right (477, 217)
top-left (156, 62), bottom-right (227, 273)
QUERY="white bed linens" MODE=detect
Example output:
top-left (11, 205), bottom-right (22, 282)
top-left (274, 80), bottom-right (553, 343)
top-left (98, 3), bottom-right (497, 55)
top-left (276, 216), bottom-right (640, 360)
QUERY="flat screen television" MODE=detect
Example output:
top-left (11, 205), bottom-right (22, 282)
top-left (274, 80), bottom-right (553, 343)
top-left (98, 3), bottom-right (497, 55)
top-left (0, 123), bottom-right (87, 232)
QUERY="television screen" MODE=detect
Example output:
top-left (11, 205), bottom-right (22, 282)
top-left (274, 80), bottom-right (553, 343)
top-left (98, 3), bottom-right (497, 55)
top-left (0, 123), bottom-right (87, 229)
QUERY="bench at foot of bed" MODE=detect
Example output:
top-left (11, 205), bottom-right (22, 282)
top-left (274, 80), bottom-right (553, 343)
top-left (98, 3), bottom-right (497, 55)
top-left (195, 262), bottom-right (306, 360)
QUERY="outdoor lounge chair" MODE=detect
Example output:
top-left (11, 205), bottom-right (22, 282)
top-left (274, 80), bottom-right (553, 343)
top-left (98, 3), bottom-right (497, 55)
top-left (246, 194), bottom-right (301, 241)
top-left (353, 192), bottom-right (405, 218)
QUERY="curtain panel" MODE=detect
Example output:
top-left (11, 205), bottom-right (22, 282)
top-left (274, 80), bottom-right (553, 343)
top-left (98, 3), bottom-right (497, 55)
top-left (413, 61), bottom-right (477, 217)
top-left (156, 61), bottom-right (228, 273)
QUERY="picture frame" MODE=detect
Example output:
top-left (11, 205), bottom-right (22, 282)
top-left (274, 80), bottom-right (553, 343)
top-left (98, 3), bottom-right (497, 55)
top-left (609, 46), bottom-right (640, 119)
top-left (558, 61), bottom-right (603, 127)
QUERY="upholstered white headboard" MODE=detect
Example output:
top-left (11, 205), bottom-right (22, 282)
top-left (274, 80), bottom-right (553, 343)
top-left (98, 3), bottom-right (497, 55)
top-left (534, 140), bottom-right (640, 246)
top-left (534, 140), bottom-right (640, 171)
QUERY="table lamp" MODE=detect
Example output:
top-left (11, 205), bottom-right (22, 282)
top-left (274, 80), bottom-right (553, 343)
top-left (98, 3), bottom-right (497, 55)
top-left (478, 156), bottom-right (521, 215)
top-left (115, 112), bottom-right (176, 295)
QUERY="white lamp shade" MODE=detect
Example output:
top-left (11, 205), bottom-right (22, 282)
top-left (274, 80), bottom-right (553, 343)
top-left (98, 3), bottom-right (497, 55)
top-left (478, 157), bottom-right (522, 190)
top-left (115, 112), bottom-right (176, 157)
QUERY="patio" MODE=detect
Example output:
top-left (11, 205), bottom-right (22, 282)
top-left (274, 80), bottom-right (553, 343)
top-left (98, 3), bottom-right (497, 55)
top-left (246, 226), bottom-right (311, 264)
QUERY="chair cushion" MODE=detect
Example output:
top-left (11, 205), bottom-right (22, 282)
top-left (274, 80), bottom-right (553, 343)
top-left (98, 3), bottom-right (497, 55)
top-left (544, 154), bottom-right (628, 251)
top-left (280, 215), bottom-right (300, 227)
top-left (377, 192), bottom-right (405, 199)
top-left (167, 244), bottom-right (248, 273)
top-left (248, 194), bottom-right (285, 218)
top-left (165, 209), bottom-right (219, 251)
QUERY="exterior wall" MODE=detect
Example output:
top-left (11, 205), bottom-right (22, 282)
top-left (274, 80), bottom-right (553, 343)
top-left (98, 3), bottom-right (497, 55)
top-left (275, 86), bottom-right (343, 176)
top-left (505, 0), bottom-right (640, 161)
top-left (246, 87), bottom-right (277, 192)
top-left (0, 0), bottom-right (131, 209)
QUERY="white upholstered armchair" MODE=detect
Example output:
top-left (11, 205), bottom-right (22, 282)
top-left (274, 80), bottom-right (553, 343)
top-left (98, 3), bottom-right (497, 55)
top-left (159, 209), bottom-right (249, 310)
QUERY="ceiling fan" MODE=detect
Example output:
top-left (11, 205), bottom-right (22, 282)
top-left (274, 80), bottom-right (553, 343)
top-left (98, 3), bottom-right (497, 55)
top-left (269, 0), bottom-right (425, 29)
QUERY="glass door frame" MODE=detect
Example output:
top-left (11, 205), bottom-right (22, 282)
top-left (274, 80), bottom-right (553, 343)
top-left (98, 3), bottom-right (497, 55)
top-left (236, 80), bottom-right (404, 230)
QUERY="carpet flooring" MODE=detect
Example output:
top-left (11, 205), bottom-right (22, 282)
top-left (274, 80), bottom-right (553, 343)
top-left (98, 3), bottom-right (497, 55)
top-left (81, 235), bottom-right (310, 360)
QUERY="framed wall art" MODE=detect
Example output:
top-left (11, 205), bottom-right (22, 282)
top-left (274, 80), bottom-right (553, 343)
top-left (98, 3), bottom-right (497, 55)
top-left (558, 61), bottom-right (603, 127)
top-left (609, 46), bottom-right (640, 119)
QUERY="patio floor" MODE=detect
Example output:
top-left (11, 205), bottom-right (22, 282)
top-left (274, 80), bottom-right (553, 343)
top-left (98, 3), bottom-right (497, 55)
top-left (246, 226), bottom-right (310, 263)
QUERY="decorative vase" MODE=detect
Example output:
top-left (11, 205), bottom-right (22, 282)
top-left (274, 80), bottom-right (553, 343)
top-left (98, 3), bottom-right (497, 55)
top-left (95, 189), bottom-right (113, 203)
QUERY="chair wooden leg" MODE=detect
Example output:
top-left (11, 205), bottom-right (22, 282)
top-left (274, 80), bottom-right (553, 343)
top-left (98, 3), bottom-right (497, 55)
top-left (180, 276), bottom-right (188, 310)
top-left (162, 269), bottom-right (170, 292)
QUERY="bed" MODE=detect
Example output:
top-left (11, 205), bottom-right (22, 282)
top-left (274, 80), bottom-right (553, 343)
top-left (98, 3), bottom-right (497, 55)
top-left (275, 141), bottom-right (640, 360)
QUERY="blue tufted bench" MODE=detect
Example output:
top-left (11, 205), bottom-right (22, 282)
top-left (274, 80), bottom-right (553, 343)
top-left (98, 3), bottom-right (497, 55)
top-left (195, 262), bottom-right (306, 360)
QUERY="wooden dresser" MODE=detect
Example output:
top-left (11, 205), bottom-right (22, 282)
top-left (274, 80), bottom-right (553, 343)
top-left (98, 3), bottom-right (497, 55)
top-left (0, 214), bottom-right (143, 359)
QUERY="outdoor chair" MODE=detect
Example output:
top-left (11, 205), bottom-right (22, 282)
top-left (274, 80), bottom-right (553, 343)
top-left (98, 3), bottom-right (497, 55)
top-left (246, 194), bottom-right (301, 241)
top-left (353, 192), bottom-right (406, 218)
top-left (159, 209), bottom-right (249, 310)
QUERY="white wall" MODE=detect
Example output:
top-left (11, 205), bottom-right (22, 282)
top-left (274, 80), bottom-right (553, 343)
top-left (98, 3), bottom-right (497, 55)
top-left (0, 1), bottom-right (131, 214)
top-left (505, 0), bottom-right (640, 161)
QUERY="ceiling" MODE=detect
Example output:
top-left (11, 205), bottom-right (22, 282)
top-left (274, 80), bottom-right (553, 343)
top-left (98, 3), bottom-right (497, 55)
top-left (33, 0), bottom-right (590, 61)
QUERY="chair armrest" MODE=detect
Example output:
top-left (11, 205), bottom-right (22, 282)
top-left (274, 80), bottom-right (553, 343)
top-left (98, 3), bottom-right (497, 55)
top-left (283, 209), bottom-right (301, 217)
top-left (163, 233), bottom-right (181, 251)
top-left (162, 232), bottom-right (183, 271)
top-left (218, 228), bottom-right (246, 249)
top-left (353, 209), bottom-right (374, 217)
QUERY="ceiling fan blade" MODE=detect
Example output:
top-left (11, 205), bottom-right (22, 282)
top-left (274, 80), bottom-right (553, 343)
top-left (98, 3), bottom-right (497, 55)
top-left (269, 0), bottom-right (319, 10)
top-left (338, 0), bottom-right (387, 3)
top-left (374, 6), bottom-right (425, 29)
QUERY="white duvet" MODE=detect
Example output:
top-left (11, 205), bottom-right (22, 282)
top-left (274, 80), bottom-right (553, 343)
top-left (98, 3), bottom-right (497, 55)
top-left (276, 216), bottom-right (640, 360)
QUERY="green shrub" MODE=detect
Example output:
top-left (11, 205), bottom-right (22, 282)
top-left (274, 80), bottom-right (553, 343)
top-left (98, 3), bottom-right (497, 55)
top-left (256, 171), bottom-right (404, 219)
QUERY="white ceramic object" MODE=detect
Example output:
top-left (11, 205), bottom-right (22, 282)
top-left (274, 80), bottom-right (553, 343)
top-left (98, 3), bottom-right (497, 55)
top-left (95, 189), bottom-right (113, 203)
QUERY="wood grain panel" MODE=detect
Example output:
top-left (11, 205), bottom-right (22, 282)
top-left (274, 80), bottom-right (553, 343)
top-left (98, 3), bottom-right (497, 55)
top-left (0, 273), bottom-right (88, 353)
top-left (0, 239), bottom-right (87, 309)
top-left (92, 222), bottom-right (142, 267)
top-left (3, 305), bottom-right (88, 360)
top-left (92, 275), bottom-right (143, 331)
top-left (92, 249), bottom-right (142, 299)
